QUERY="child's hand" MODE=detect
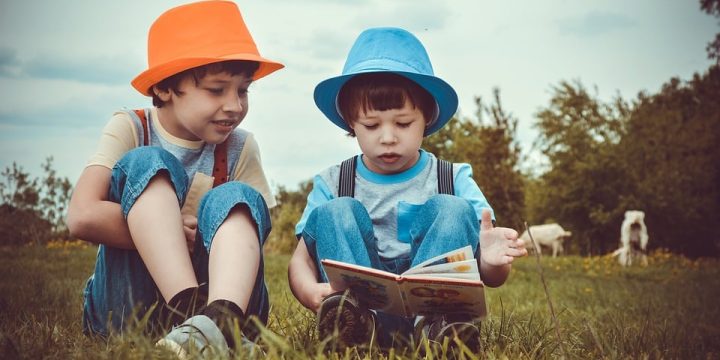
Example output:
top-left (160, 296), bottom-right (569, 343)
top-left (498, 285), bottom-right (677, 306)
top-left (182, 214), bottom-right (198, 254)
top-left (479, 209), bottom-right (527, 266)
top-left (305, 282), bottom-right (344, 313)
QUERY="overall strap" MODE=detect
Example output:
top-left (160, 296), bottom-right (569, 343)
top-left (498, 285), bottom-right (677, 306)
top-left (338, 155), bottom-right (357, 197)
top-left (338, 155), bottom-right (454, 197)
top-left (133, 108), bottom-right (228, 188)
top-left (134, 109), bottom-right (149, 146)
top-left (436, 158), bottom-right (454, 195)
top-left (212, 141), bottom-right (228, 188)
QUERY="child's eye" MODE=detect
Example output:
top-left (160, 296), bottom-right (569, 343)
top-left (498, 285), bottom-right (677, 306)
top-left (362, 124), bottom-right (379, 130)
top-left (207, 88), bottom-right (224, 95)
top-left (397, 122), bottom-right (412, 128)
top-left (237, 88), bottom-right (249, 96)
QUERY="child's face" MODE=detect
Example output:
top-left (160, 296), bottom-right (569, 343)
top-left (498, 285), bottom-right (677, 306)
top-left (350, 99), bottom-right (426, 174)
top-left (155, 72), bottom-right (252, 144)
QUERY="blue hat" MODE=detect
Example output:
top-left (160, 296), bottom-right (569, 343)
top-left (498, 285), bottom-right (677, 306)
top-left (314, 27), bottom-right (458, 136)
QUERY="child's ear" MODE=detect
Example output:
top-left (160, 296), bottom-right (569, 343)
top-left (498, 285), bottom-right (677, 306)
top-left (152, 86), bottom-right (172, 102)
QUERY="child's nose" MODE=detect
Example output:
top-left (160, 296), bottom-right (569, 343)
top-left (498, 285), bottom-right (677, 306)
top-left (380, 128), bottom-right (397, 144)
top-left (222, 93), bottom-right (244, 113)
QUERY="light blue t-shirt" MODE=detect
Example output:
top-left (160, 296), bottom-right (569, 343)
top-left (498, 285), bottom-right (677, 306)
top-left (295, 150), bottom-right (493, 258)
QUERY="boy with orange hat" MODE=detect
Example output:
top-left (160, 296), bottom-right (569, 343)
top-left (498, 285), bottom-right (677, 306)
top-left (67, 1), bottom-right (283, 356)
top-left (288, 27), bottom-right (527, 352)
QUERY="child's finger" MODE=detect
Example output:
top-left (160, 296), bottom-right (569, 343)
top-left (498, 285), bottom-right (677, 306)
top-left (480, 209), bottom-right (493, 231)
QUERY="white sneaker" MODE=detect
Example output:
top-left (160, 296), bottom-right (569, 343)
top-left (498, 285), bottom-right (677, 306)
top-left (156, 315), bottom-right (229, 359)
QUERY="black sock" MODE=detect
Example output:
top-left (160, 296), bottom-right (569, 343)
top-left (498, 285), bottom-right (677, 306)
top-left (201, 299), bottom-right (247, 348)
top-left (157, 286), bottom-right (206, 332)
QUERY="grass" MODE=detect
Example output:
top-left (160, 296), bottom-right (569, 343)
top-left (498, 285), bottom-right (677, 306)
top-left (1, 242), bottom-right (719, 359)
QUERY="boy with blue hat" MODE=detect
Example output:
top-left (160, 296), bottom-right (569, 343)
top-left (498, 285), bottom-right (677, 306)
top-left (288, 27), bottom-right (527, 351)
top-left (67, 1), bottom-right (283, 357)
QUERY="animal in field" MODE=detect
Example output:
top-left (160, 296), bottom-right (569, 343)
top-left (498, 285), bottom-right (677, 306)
top-left (611, 210), bottom-right (649, 266)
top-left (520, 223), bottom-right (572, 258)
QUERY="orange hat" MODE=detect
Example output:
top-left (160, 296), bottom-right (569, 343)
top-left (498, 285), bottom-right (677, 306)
top-left (131, 0), bottom-right (284, 96)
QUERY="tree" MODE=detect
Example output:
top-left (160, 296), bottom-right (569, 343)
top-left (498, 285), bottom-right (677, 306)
top-left (424, 88), bottom-right (525, 230)
top-left (0, 158), bottom-right (72, 245)
top-left (38, 158), bottom-right (73, 237)
top-left (618, 66), bottom-right (720, 256)
top-left (531, 81), bottom-right (629, 255)
top-left (701, 0), bottom-right (720, 63)
top-left (265, 180), bottom-right (313, 254)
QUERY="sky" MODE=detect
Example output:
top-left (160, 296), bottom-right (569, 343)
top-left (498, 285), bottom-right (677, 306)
top-left (0, 0), bottom-right (717, 192)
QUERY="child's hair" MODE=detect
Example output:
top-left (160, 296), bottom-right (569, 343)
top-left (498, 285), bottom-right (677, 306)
top-left (152, 60), bottom-right (260, 107)
top-left (337, 73), bottom-right (436, 137)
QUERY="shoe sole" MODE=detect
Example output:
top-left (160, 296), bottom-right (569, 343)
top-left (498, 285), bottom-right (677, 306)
top-left (317, 292), bottom-right (374, 347)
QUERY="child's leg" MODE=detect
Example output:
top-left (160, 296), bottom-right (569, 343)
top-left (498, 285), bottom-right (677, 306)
top-left (301, 197), bottom-right (382, 281)
top-left (193, 182), bottom-right (272, 331)
top-left (127, 173), bottom-right (198, 301)
top-left (207, 207), bottom-right (259, 310)
top-left (83, 147), bottom-right (191, 336)
top-left (409, 194), bottom-right (480, 267)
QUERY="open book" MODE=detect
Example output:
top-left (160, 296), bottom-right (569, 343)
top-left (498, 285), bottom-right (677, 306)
top-left (321, 245), bottom-right (486, 318)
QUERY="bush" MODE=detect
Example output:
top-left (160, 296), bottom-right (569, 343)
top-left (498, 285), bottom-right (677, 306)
top-left (0, 158), bottom-right (71, 245)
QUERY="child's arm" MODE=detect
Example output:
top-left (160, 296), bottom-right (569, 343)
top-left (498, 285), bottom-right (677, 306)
top-left (477, 209), bottom-right (527, 287)
top-left (288, 237), bottom-right (342, 312)
top-left (66, 165), bottom-right (136, 249)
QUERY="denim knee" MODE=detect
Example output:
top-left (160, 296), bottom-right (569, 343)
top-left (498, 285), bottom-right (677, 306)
top-left (196, 181), bottom-right (271, 252)
top-left (307, 198), bottom-right (373, 237)
top-left (422, 194), bottom-right (477, 220)
top-left (409, 194), bottom-right (480, 265)
top-left (109, 146), bottom-right (189, 217)
top-left (302, 198), bottom-right (375, 255)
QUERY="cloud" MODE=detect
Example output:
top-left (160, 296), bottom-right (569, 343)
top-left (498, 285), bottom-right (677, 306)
top-left (558, 11), bottom-right (636, 37)
top-left (0, 47), bottom-right (21, 77)
top-left (350, 1), bottom-right (451, 31)
top-left (0, 48), bottom-right (142, 86)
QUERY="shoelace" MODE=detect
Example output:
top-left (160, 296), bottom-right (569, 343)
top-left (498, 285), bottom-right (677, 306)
top-left (176, 323), bottom-right (212, 354)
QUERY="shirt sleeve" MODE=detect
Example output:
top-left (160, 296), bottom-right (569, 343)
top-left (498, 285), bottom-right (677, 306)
top-left (231, 133), bottom-right (277, 208)
top-left (294, 175), bottom-right (334, 238)
top-left (86, 111), bottom-right (139, 169)
top-left (454, 163), bottom-right (495, 224)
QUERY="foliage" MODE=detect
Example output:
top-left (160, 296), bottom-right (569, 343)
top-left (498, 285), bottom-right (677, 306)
top-left (616, 67), bottom-right (720, 256)
top-left (530, 81), bottom-right (630, 255)
top-left (2, 245), bottom-right (719, 359)
top-left (701, 0), bottom-right (720, 63)
top-left (0, 157), bottom-right (72, 245)
top-left (424, 88), bottom-right (526, 230)
top-left (530, 67), bottom-right (720, 257)
top-left (265, 180), bottom-right (313, 254)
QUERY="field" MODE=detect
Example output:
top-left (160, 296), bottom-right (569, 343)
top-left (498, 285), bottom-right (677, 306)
top-left (1, 242), bottom-right (719, 359)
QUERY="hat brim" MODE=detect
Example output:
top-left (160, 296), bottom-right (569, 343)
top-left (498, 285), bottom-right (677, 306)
top-left (131, 53), bottom-right (284, 96)
top-left (314, 70), bottom-right (458, 136)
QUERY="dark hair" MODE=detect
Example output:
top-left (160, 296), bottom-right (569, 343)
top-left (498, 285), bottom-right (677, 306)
top-left (336, 73), bottom-right (436, 136)
top-left (151, 60), bottom-right (260, 107)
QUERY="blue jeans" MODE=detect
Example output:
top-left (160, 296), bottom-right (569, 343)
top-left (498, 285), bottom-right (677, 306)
top-left (82, 147), bottom-right (271, 337)
top-left (301, 195), bottom-right (480, 345)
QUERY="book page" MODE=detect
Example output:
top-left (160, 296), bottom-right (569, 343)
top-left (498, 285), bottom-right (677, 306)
top-left (400, 278), bottom-right (486, 318)
top-left (403, 259), bottom-right (480, 280)
top-left (322, 259), bottom-right (408, 315)
top-left (403, 245), bottom-right (476, 275)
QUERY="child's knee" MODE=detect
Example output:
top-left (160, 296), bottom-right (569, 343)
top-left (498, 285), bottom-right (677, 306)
top-left (425, 194), bottom-right (475, 219)
top-left (197, 182), bottom-right (270, 250)
top-left (110, 147), bottom-right (189, 215)
top-left (119, 147), bottom-right (181, 171)
top-left (114, 147), bottom-right (188, 191)
top-left (314, 197), bottom-right (365, 218)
